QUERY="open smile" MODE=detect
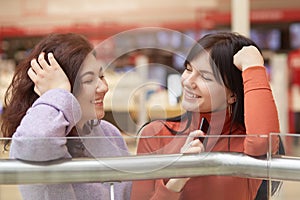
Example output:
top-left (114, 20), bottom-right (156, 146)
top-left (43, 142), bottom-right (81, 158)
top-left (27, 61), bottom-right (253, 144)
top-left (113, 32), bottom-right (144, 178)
top-left (184, 90), bottom-right (201, 99)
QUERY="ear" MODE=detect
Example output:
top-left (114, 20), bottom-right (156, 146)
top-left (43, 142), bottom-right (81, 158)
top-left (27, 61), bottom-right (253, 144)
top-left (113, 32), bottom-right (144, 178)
top-left (227, 93), bottom-right (236, 104)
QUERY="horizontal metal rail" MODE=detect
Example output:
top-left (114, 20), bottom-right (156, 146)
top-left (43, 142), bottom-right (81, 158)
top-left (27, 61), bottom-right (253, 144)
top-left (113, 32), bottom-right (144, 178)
top-left (0, 152), bottom-right (298, 184)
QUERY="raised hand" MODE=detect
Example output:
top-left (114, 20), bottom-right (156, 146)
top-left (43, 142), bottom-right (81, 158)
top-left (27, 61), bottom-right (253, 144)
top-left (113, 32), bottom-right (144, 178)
top-left (28, 52), bottom-right (71, 96)
top-left (233, 45), bottom-right (264, 71)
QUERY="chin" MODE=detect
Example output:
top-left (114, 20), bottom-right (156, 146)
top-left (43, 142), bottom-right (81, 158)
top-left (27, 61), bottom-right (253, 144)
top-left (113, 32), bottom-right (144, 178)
top-left (182, 104), bottom-right (200, 112)
top-left (96, 112), bottom-right (105, 120)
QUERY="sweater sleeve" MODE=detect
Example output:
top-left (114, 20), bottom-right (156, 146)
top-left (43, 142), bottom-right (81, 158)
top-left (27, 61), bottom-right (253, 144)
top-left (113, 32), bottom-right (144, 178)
top-left (243, 66), bottom-right (279, 156)
top-left (19, 184), bottom-right (77, 200)
top-left (10, 89), bottom-right (81, 161)
top-left (131, 123), bottom-right (182, 200)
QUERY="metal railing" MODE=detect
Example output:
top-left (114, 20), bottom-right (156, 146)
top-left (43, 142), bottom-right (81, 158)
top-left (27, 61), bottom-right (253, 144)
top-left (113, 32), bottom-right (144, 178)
top-left (0, 152), bottom-right (298, 184)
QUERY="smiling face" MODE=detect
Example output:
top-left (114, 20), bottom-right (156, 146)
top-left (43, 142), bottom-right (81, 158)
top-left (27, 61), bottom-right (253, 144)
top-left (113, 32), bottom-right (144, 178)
top-left (75, 53), bottom-right (108, 127)
top-left (181, 51), bottom-right (232, 113)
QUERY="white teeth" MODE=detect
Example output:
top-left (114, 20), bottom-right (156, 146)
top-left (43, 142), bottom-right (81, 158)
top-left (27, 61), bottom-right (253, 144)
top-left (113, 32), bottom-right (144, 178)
top-left (93, 99), bottom-right (103, 104)
top-left (186, 92), bottom-right (199, 98)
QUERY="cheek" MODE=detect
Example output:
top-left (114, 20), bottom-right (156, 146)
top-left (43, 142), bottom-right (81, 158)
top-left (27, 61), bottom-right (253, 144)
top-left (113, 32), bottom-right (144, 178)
top-left (76, 87), bottom-right (94, 104)
top-left (180, 73), bottom-right (187, 85)
top-left (76, 95), bottom-right (88, 110)
top-left (207, 85), bottom-right (227, 108)
top-left (81, 84), bottom-right (96, 95)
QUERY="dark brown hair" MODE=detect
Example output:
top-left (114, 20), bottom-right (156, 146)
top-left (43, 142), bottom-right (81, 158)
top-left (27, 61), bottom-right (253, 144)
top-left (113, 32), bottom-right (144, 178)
top-left (1, 33), bottom-right (93, 148)
top-left (141, 32), bottom-right (260, 136)
top-left (185, 31), bottom-right (260, 127)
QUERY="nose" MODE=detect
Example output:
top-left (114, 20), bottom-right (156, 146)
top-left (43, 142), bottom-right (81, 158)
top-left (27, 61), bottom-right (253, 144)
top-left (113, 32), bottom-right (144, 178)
top-left (96, 78), bottom-right (108, 93)
top-left (182, 72), bottom-right (197, 89)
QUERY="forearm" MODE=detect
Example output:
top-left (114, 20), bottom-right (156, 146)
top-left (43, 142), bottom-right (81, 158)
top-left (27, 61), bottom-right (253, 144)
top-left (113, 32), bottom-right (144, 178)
top-left (243, 67), bottom-right (279, 155)
top-left (19, 184), bottom-right (77, 200)
top-left (10, 89), bottom-right (81, 161)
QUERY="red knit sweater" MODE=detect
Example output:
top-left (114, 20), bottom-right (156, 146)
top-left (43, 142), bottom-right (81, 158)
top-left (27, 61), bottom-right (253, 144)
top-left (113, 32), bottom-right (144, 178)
top-left (131, 67), bottom-right (280, 200)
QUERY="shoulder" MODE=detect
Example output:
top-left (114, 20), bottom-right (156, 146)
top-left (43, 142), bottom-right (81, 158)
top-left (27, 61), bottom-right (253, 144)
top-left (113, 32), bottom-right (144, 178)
top-left (97, 120), bottom-right (130, 153)
top-left (98, 120), bottom-right (122, 136)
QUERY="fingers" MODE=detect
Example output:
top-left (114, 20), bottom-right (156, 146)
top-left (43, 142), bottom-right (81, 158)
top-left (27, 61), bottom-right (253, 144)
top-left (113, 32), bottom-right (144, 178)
top-left (30, 58), bottom-right (44, 75)
top-left (27, 67), bottom-right (37, 82)
top-left (47, 52), bottom-right (60, 70)
top-left (181, 139), bottom-right (205, 154)
top-left (37, 52), bottom-right (51, 70)
top-left (30, 52), bottom-right (56, 74)
top-left (184, 130), bottom-right (205, 145)
top-left (233, 45), bottom-right (264, 71)
top-left (27, 52), bottom-right (60, 96)
top-left (28, 52), bottom-right (57, 80)
top-left (29, 52), bottom-right (47, 79)
top-left (27, 51), bottom-right (71, 95)
top-left (27, 67), bottom-right (41, 96)
top-left (33, 86), bottom-right (41, 96)
top-left (180, 130), bottom-right (206, 154)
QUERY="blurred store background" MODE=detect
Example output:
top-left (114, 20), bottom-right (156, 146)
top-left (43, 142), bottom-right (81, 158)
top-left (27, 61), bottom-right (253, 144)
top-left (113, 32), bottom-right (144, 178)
top-left (1, 0), bottom-right (300, 135)
top-left (1, 0), bottom-right (300, 199)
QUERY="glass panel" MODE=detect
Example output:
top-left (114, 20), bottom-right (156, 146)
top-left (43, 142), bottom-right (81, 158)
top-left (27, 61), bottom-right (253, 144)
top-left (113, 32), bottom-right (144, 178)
top-left (0, 140), bottom-right (22, 200)
top-left (270, 133), bottom-right (300, 200)
top-left (2, 134), bottom-right (299, 199)
top-left (0, 136), bottom-right (134, 200)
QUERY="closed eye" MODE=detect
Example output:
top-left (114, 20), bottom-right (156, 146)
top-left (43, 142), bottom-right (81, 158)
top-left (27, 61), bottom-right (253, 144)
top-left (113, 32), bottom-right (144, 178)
top-left (184, 64), bottom-right (193, 72)
top-left (200, 73), bottom-right (213, 81)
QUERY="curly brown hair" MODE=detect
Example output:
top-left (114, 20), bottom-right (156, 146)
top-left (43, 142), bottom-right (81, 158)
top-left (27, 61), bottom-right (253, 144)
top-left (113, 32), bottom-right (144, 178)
top-left (1, 33), bottom-right (93, 149)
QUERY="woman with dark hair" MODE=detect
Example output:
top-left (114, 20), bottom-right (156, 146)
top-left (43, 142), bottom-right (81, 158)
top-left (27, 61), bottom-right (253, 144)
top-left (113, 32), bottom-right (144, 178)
top-left (1, 33), bottom-right (131, 200)
top-left (131, 32), bottom-right (280, 200)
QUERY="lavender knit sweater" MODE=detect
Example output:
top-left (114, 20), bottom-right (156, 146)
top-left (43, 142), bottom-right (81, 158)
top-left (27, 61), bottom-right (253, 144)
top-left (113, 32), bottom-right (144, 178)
top-left (10, 89), bottom-right (132, 200)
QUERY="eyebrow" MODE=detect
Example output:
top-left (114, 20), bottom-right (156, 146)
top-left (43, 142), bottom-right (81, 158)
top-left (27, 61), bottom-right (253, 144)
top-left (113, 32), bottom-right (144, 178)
top-left (188, 63), bottom-right (213, 75)
top-left (79, 71), bottom-right (94, 79)
top-left (199, 69), bottom-right (213, 75)
top-left (80, 67), bottom-right (103, 79)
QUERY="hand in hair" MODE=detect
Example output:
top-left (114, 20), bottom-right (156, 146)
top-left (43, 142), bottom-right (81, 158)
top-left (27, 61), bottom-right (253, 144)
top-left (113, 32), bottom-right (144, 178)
top-left (233, 45), bottom-right (264, 71)
top-left (28, 52), bottom-right (71, 96)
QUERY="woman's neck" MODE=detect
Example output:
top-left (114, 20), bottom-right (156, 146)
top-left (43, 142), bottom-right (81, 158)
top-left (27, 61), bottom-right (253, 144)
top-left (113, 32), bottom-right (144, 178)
top-left (191, 109), bottom-right (232, 135)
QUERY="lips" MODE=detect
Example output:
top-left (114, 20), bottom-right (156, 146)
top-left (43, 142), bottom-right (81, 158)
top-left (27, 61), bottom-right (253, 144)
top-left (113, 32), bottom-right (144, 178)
top-left (91, 97), bottom-right (104, 104)
top-left (92, 99), bottom-right (103, 104)
top-left (184, 90), bottom-right (200, 98)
